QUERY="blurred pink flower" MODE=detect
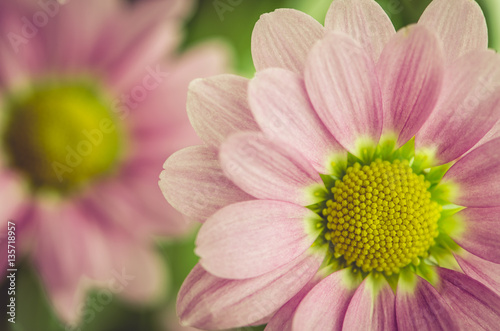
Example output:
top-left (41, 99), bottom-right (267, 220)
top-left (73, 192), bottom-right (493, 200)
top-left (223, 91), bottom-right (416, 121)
top-left (160, 0), bottom-right (500, 329)
top-left (0, 0), bottom-right (227, 325)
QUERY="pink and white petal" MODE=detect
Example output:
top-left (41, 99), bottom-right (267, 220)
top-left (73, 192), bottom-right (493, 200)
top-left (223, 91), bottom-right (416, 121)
top-left (416, 51), bottom-right (500, 165)
top-left (219, 132), bottom-right (323, 206)
top-left (177, 251), bottom-right (323, 330)
top-left (377, 25), bottom-right (444, 146)
top-left (442, 137), bottom-right (500, 207)
top-left (251, 9), bottom-right (324, 75)
top-left (437, 267), bottom-right (500, 330)
top-left (305, 32), bottom-right (383, 153)
top-left (419, 0), bottom-right (488, 63)
top-left (325, 0), bottom-right (395, 62)
top-left (265, 277), bottom-right (320, 331)
top-left (187, 74), bottom-right (259, 148)
top-left (196, 200), bottom-right (320, 279)
top-left (455, 252), bottom-right (500, 297)
top-left (451, 207), bottom-right (500, 264)
top-left (249, 68), bottom-right (344, 173)
top-left (343, 275), bottom-right (396, 331)
top-left (293, 269), bottom-right (361, 331)
top-left (395, 274), bottom-right (458, 330)
top-left (160, 146), bottom-right (253, 223)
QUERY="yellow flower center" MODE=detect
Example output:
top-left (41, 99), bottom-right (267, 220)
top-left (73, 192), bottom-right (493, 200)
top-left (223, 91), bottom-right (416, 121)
top-left (323, 159), bottom-right (440, 275)
top-left (2, 82), bottom-right (124, 193)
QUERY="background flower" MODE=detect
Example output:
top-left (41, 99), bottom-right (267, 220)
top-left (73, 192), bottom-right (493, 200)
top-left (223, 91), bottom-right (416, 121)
top-left (0, 0), bottom-right (227, 329)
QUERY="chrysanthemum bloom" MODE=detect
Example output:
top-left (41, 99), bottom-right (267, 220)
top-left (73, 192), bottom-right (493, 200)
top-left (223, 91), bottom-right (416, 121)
top-left (0, 0), bottom-right (227, 324)
top-left (161, 0), bottom-right (500, 329)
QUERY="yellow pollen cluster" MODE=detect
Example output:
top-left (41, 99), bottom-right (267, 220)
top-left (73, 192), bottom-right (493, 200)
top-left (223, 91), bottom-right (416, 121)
top-left (323, 159), bottom-right (441, 275)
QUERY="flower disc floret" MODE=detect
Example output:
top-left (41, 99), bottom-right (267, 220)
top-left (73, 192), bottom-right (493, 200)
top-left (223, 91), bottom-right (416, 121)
top-left (323, 159), bottom-right (441, 275)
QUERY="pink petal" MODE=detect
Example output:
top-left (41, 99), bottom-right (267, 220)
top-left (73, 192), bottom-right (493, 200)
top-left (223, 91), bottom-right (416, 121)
top-left (293, 269), bottom-right (360, 330)
top-left (395, 274), bottom-right (458, 330)
top-left (455, 252), bottom-right (500, 297)
top-left (0, 170), bottom-right (26, 223)
top-left (186, 74), bottom-right (259, 148)
top-left (0, 42), bottom-right (26, 88)
top-left (219, 132), bottom-right (323, 206)
top-left (177, 251), bottom-right (323, 330)
top-left (251, 9), bottom-right (324, 75)
top-left (84, 176), bottom-right (193, 239)
top-left (127, 115), bottom-right (201, 170)
top-left (377, 25), bottom-right (444, 147)
top-left (83, 221), bottom-right (168, 305)
top-left (159, 146), bottom-right (253, 223)
top-left (96, 0), bottom-right (184, 91)
top-left (30, 203), bottom-right (109, 322)
top-left (325, 0), bottom-right (395, 62)
top-left (0, 1), bottom-right (46, 86)
top-left (196, 200), bottom-right (320, 279)
top-left (39, 0), bottom-right (119, 71)
top-left (34, 200), bottom-right (167, 322)
top-left (419, 0), bottom-right (488, 63)
top-left (438, 267), bottom-right (500, 330)
top-left (0, 172), bottom-right (32, 277)
top-left (135, 0), bottom-right (194, 19)
top-left (249, 68), bottom-right (344, 173)
top-left (473, 119), bottom-right (500, 150)
top-left (106, 243), bottom-right (166, 304)
top-left (343, 275), bottom-right (396, 330)
top-left (442, 137), bottom-right (500, 207)
top-left (305, 32), bottom-right (382, 153)
top-left (416, 50), bottom-right (500, 164)
top-left (43, 277), bottom-right (90, 326)
top-left (265, 278), bottom-right (320, 331)
top-left (452, 207), bottom-right (500, 263)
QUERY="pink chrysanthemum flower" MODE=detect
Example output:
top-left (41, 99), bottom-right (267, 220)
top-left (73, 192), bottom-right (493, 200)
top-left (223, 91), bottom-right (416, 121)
top-left (0, 0), bottom-right (227, 324)
top-left (161, 0), bottom-right (500, 329)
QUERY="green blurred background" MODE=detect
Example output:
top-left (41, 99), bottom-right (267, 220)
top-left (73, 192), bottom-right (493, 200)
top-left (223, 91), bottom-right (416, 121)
top-left (1, 0), bottom-right (498, 330)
